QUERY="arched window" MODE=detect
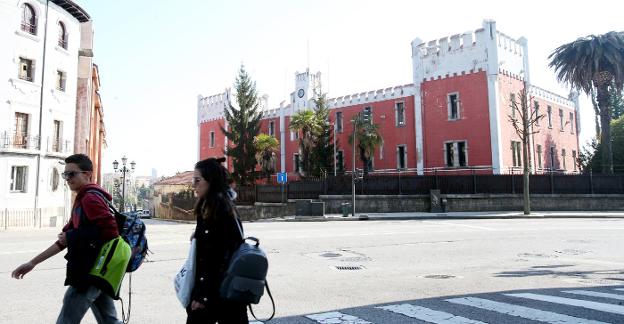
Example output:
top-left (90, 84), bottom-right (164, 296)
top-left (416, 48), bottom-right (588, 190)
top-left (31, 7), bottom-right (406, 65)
top-left (21, 3), bottom-right (37, 35)
top-left (58, 21), bottom-right (67, 48)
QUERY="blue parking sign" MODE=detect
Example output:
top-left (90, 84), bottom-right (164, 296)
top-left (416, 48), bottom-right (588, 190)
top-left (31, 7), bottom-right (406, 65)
top-left (277, 172), bottom-right (287, 184)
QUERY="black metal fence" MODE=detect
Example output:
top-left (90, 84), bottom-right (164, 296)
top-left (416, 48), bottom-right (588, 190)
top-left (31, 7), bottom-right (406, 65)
top-left (239, 173), bottom-right (624, 204)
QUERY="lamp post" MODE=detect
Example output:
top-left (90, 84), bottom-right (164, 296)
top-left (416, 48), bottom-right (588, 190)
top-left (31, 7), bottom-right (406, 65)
top-left (112, 156), bottom-right (135, 212)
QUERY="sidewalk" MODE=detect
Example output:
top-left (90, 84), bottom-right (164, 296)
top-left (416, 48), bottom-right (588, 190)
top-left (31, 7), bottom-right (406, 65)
top-left (255, 211), bottom-right (624, 222)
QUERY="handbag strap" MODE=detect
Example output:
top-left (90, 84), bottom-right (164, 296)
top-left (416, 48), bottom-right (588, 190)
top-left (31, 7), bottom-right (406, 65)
top-left (249, 280), bottom-right (275, 322)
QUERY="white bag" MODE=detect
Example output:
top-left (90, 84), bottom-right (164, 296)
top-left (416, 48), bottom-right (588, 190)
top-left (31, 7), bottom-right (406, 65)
top-left (174, 239), bottom-right (196, 307)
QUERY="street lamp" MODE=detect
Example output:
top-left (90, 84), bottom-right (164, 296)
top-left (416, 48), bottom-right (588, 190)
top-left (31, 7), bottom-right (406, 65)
top-left (112, 156), bottom-right (135, 212)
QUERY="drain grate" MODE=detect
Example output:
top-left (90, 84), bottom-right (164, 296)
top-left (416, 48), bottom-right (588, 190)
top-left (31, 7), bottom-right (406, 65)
top-left (424, 274), bottom-right (455, 279)
top-left (334, 265), bottom-right (365, 271)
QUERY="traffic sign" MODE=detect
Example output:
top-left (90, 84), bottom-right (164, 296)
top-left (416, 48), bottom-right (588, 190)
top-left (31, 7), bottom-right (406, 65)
top-left (277, 172), bottom-right (288, 184)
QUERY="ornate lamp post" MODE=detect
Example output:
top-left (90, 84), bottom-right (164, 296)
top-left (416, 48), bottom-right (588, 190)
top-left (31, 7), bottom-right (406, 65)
top-left (112, 156), bottom-right (135, 212)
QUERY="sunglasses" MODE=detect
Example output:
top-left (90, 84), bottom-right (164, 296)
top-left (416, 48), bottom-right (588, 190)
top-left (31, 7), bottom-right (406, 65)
top-left (61, 171), bottom-right (88, 180)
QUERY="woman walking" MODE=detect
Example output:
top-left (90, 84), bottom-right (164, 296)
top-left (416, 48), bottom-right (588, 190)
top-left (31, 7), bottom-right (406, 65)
top-left (187, 158), bottom-right (248, 324)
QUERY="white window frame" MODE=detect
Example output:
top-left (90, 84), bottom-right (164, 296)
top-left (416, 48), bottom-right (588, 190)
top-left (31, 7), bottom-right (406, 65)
top-left (569, 112), bottom-right (574, 134)
top-left (537, 145), bottom-right (543, 170)
top-left (336, 112), bottom-right (343, 133)
top-left (395, 101), bottom-right (406, 126)
top-left (268, 121), bottom-right (275, 136)
top-left (534, 101), bottom-right (540, 126)
top-left (10, 166), bottom-right (28, 192)
top-left (209, 131), bottom-right (215, 148)
top-left (19, 57), bottom-right (34, 82)
top-left (397, 145), bottom-right (407, 170)
top-left (572, 150), bottom-right (577, 171)
top-left (511, 141), bottom-right (522, 167)
top-left (52, 120), bottom-right (62, 152)
top-left (56, 70), bottom-right (66, 91)
top-left (444, 140), bottom-right (468, 167)
top-left (447, 92), bottom-right (460, 120)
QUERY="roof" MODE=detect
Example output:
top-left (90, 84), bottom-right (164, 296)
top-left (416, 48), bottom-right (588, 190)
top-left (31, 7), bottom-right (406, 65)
top-left (154, 171), bottom-right (194, 186)
top-left (51, 0), bottom-right (90, 23)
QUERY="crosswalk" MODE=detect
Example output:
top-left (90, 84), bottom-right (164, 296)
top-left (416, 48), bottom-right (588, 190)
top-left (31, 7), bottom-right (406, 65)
top-left (255, 286), bottom-right (624, 323)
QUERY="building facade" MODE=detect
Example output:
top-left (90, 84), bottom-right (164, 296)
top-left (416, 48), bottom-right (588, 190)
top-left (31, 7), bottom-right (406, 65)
top-left (198, 20), bottom-right (580, 179)
top-left (0, 0), bottom-right (96, 227)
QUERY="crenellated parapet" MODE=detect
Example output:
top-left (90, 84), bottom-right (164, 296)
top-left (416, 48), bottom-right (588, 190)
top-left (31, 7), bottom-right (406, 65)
top-left (412, 20), bottom-right (526, 83)
top-left (326, 84), bottom-right (415, 109)
top-left (197, 89), bottom-right (231, 124)
top-left (528, 85), bottom-right (575, 108)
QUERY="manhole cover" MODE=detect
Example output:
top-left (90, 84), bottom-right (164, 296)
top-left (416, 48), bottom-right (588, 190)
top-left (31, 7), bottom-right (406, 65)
top-left (424, 274), bottom-right (455, 279)
top-left (320, 252), bottom-right (342, 258)
top-left (334, 265), bottom-right (365, 271)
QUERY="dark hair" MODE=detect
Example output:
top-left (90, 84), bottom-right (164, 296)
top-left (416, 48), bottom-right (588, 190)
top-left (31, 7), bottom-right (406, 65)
top-left (65, 154), bottom-right (93, 171)
top-left (193, 158), bottom-right (233, 221)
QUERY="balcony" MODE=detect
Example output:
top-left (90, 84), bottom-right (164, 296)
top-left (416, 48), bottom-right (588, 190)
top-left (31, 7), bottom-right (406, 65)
top-left (57, 38), bottom-right (68, 49)
top-left (0, 132), bottom-right (40, 151)
top-left (47, 137), bottom-right (72, 155)
top-left (20, 22), bottom-right (36, 35)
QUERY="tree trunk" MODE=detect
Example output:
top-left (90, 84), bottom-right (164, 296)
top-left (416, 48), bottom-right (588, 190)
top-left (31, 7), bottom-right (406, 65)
top-left (597, 85), bottom-right (614, 174)
top-left (522, 97), bottom-right (531, 215)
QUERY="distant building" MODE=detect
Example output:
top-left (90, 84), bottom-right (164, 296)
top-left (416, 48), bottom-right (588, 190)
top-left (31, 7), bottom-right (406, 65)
top-left (198, 20), bottom-right (580, 178)
top-left (0, 0), bottom-right (94, 227)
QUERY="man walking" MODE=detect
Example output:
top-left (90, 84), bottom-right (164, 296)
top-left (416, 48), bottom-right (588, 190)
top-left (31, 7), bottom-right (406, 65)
top-left (11, 154), bottom-right (121, 324)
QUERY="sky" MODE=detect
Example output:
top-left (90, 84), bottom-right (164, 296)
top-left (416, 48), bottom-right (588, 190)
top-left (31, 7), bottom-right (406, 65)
top-left (79, 0), bottom-right (624, 178)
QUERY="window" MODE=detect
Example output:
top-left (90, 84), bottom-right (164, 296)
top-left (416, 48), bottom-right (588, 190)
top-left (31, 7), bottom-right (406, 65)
top-left (294, 153), bottom-right (301, 173)
top-left (510, 93), bottom-right (516, 119)
top-left (549, 146), bottom-right (556, 169)
top-left (336, 112), bottom-right (343, 133)
top-left (335, 150), bottom-right (344, 172)
top-left (448, 93), bottom-right (459, 120)
top-left (445, 141), bottom-right (467, 167)
top-left (537, 145), bottom-right (543, 170)
top-left (14, 112), bottom-right (29, 148)
top-left (534, 101), bottom-right (540, 126)
top-left (336, 151), bottom-right (344, 172)
top-left (290, 130), bottom-right (299, 141)
top-left (58, 21), bottom-right (67, 48)
top-left (397, 145), bottom-right (407, 169)
top-left (19, 58), bottom-right (34, 82)
top-left (10, 166), bottom-right (28, 192)
top-left (547, 106), bottom-right (552, 128)
top-left (21, 4), bottom-right (37, 35)
top-left (511, 141), bottom-right (522, 167)
top-left (395, 102), bottom-right (405, 126)
top-left (562, 149), bottom-right (567, 170)
top-left (52, 120), bottom-right (61, 152)
top-left (559, 109), bottom-right (564, 130)
top-left (51, 168), bottom-right (59, 191)
top-left (363, 106), bottom-right (372, 124)
top-left (569, 112), bottom-right (574, 133)
top-left (56, 70), bottom-right (66, 91)
top-left (209, 131), bottom-right (215, 148)
top-left (268, 121), bottom-right (275, 136)
top-left (572, 150), bottom-right (577, 171)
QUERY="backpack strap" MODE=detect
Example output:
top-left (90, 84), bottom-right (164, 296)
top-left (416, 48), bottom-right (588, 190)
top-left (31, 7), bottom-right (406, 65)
top-left (249, 280), bottom-right (275, 322)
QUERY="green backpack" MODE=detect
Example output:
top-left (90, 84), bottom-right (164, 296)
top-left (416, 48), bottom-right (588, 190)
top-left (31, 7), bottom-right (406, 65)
top-left (89, 236), bottom-right (132, 299)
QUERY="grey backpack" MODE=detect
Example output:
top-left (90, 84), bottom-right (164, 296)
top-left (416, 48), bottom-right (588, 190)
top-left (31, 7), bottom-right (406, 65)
top-left (219, 216), bottom-right (275, 321)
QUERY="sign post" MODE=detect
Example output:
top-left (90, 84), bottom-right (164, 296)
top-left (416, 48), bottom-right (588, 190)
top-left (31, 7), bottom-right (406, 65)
top-left (277, 172), bottom-right (288, 203)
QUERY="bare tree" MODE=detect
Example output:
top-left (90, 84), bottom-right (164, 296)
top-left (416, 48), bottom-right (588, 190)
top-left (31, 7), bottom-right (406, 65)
top-left (508, 89), bottom-right (545, 215)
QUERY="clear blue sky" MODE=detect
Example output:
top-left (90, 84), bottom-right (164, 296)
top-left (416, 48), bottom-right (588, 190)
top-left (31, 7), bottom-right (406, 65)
top-left (80, 0), bottom-right (622, 177)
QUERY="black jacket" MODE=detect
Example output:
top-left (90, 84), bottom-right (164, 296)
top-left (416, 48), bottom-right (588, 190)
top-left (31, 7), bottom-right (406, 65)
top-left (192, 198), bottom-right (243, 305)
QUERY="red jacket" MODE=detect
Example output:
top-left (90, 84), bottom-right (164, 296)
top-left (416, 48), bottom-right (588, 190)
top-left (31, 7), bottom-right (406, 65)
top-left (56, 184), bottom-right (118, 249)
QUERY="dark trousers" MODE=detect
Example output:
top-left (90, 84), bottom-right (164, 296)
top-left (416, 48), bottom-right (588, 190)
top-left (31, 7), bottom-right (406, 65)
top-left (186, 299), bottom-right (248, 324)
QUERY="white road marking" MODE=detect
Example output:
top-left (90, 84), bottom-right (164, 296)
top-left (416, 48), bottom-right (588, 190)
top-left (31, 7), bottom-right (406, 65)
top-left (447, 296), bottom-right (607, 324)
top-left (563, 290), bottom-right (624, 301)
top-left (615, 288), bottom-right (624, 292)
top-left (506, 293), bottom-right (624, 315)
top-left (423, 221), bottom-right (497, 231)
top-left (377, 303), bottom-right (486, 324)
top-left (305, 311), bottom-right (372, 323)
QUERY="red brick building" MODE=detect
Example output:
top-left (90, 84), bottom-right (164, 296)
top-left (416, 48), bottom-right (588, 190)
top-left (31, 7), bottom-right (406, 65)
top-left (198, 20), bottom-right (580, 177)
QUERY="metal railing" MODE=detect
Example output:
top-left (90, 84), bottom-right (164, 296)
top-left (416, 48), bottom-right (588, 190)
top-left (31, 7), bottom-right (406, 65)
top-left (20, 22), bottom-right (36, 35)
top-left (48, 137), bottom-right (71, 154)
top-left (1, 207), bottom-right (66, 230)
top-left (57, 38), bottom-right (68, 49)
top-left (0, 132), bottom-right (40, 150)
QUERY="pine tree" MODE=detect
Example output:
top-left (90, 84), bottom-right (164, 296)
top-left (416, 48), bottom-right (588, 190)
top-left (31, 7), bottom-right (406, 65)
top-left (311, 89), bottom-right (335, 177)
top-left (221, 65), bottom-right (262, 185)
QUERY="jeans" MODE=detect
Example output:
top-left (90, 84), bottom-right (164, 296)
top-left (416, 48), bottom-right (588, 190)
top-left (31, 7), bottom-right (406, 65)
top-left (56, 286), bottom-right (121, 324)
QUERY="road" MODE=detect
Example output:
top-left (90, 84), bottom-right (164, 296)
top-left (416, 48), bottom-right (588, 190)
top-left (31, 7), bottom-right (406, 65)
top-left (1, 217), bottom-right (623, 323)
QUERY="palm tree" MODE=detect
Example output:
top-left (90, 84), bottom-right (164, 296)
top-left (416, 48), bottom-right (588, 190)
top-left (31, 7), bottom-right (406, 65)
top-left (289, 109), bottom-right (321, 176)
top-left (254, 134), bottom-right (279, 182)
top-left (548, 32), bottom-right (624, 174)
top-left (348, 113), bottom-right (383, 173)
